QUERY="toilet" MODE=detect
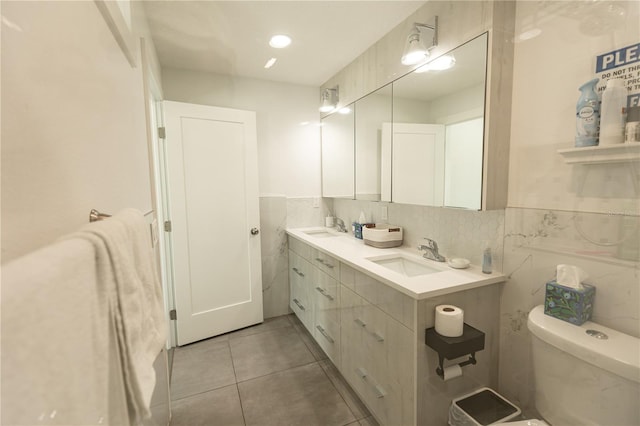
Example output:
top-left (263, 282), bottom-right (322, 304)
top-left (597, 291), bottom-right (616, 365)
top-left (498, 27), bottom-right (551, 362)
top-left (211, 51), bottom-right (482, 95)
top-left (450, 305), bottom-right (640, 425)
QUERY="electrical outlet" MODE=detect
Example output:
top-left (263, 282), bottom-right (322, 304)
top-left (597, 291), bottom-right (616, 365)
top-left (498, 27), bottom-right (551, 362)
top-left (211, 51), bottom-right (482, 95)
top-left (313, 197), bottom-right (321, 208)
top-left (381, 205), bottom-right (388, 221)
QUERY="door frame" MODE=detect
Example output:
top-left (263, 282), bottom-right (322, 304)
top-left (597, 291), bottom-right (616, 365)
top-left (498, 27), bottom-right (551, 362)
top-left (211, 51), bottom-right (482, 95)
top-left (141, 39), bottom-right (177, 348)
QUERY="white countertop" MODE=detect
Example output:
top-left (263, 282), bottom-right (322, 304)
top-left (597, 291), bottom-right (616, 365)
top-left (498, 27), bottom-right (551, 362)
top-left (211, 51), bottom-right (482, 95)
top-left (286, 227), bottom-right (505, 300)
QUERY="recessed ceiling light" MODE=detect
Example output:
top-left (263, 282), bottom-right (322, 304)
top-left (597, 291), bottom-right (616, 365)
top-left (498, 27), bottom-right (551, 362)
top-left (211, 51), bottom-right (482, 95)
top-left (264, 57), bottom-right (277, 69)
top-left (269, 35), bottom-right (292, 49)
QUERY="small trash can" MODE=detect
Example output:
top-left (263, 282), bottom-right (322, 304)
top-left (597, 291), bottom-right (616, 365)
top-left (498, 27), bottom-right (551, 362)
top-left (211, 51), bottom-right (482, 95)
top-left (449, 387), bottom-right (521, 426)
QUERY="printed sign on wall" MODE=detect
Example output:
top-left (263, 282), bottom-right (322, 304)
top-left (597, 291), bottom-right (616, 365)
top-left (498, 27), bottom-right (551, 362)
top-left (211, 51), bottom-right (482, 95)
top-left (595, 42), bottom-right (640, 108)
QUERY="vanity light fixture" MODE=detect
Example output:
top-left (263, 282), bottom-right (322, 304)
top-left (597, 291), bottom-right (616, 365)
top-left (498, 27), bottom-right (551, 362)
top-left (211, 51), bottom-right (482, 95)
top-left (401, 16), bottom-right (438, 66)
top-left (319, 86), bottom-right (339, 113)
top-left (338, 107), bottom-right (352, 115)
top-left (414, 54), bottom-right (456, 73)
top-left (269, 34), bottom-right (291, 48)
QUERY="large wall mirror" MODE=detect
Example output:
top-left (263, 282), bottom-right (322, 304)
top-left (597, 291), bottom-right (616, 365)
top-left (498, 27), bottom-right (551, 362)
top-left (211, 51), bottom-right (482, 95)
top-left (321, 104), bottom-right (355, 198)
top-left (320, 33), bottom-right (489, 208)
top-left (355, 84), bottom-right (392, 201)
top-left (390, 33), bottom-right (487, 209)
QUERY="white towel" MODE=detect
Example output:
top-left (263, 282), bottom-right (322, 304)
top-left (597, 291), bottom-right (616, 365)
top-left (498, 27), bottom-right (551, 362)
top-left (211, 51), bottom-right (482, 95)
top-left (1, 238), bottom-right (128, 425)
top-left (72, 208), bottom-right (167, 425)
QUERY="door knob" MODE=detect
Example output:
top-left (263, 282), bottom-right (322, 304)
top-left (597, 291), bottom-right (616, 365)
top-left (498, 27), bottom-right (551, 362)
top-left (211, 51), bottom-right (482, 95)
top-left (250, 227), bottom-right (260, 235)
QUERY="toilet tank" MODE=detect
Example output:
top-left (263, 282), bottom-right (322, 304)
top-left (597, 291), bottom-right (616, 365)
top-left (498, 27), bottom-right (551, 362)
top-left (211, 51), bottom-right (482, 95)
top-left (528, 305), bottom-right (640, 426)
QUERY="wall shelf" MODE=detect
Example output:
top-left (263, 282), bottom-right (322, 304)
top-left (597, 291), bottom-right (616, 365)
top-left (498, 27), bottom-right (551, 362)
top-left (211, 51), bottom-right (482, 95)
top-left (557, 144), bottom-right (640, 165)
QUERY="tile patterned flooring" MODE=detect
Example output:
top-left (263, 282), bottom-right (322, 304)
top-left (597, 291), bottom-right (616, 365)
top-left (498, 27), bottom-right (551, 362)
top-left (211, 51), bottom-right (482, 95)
top-left (169, 314), bottom-right (378, 426)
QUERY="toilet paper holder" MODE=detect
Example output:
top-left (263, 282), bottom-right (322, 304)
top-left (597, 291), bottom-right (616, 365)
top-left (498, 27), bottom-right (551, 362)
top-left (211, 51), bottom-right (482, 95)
top-left (425, 323), bottom-right (485, 379)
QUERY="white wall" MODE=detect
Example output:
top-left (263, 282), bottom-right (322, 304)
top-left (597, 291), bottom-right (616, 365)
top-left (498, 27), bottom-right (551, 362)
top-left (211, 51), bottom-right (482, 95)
top-left (161, 68), bottom-right (321, 198)
top-left (1, 1), bottom-right (157, 262)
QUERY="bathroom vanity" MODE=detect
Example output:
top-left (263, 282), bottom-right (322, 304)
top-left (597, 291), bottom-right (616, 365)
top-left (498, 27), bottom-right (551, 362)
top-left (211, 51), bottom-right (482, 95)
top-left (287, 228), bottom-right (505, 426)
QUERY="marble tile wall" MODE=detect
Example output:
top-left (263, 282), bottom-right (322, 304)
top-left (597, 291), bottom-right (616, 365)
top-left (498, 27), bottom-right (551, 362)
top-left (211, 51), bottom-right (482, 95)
top-left (260, 196), bottom-right (333, 318)
top-left (259, 196), bottom-right (289, 319)
top-left (499, 207), bottom-right (639, 415)
top-left (332, 199), bottom-right (505, 269)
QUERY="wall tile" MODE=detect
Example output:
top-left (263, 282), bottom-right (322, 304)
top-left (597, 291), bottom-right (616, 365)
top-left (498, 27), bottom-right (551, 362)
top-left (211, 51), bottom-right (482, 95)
top-left (499, 207), bottom-right (639, 414)
top-left (259, 196), bottom-right (289, 319)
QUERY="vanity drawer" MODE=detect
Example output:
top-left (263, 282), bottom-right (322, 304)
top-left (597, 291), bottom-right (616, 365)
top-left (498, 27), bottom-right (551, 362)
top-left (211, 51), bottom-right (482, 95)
top-left (289, 250), bottom-right (312, 331)
top-left (354, 269), bottom-right (415, 331)
top-left (314, 310), bottom-right (340, 366)
top-left (289, 250), bottom-right (310, 288)
top-left (311, 248), bottom-right (339, 280)
top-left (290, 280), bottom-right (311, 331)
top-left (340, 284), bottom-right (414, 425)
top-left (288, 236), bottom-right (311, 260)
top-left (355, 368), bottom-right (404, 426)
top-left (340, 262), bottom-right (356, 291)
top-left (312, 269), bottom-right (339, 322)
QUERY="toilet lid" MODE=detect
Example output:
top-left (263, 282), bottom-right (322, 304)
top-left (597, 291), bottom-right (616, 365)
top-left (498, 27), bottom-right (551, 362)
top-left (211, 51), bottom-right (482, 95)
top-left (494, 420), bottom-right (550, 426)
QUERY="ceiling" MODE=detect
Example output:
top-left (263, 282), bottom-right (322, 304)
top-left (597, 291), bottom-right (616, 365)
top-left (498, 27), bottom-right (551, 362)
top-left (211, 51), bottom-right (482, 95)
top-left (143, 1), bottom-right (426, 87)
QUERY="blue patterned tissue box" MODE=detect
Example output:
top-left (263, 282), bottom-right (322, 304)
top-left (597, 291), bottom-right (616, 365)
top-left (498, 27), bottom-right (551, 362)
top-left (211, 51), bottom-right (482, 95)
top-left (544, 280), bottom-right (595, 325)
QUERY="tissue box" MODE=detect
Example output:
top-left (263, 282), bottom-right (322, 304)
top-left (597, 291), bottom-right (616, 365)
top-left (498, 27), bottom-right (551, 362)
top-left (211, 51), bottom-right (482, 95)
top-left (544, 280), bottom-right (595, 325)
top-left (352, 222), bottom-right (375, 239)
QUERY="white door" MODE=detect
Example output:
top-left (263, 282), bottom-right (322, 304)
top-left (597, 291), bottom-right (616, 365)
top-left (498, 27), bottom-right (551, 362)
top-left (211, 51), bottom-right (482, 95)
top-left (163, 101), bottom-right (263, 346)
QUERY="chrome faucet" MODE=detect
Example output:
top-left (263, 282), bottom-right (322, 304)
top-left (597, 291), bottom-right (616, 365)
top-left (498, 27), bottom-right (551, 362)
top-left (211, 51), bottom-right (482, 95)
top-left (418, 238), bottom-right (446, 262)
top-left (335, 218), bottom-right (348, 233)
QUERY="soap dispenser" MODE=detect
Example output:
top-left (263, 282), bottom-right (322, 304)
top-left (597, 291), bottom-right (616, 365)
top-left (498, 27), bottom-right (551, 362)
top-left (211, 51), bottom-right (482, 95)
top-left (575, 78), bottom-right (600, 147)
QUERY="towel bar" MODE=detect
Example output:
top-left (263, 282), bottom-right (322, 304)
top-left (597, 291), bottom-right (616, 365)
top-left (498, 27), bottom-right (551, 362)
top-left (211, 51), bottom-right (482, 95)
top-left (90, 209), bottom-right (154, 223)
top-left (89, 209), bottom-right (112, 222)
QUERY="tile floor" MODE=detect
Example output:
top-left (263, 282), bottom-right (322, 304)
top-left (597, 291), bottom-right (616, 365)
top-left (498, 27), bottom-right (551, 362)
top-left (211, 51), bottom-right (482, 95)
top-left (169, 314), bottom-right (378, 426)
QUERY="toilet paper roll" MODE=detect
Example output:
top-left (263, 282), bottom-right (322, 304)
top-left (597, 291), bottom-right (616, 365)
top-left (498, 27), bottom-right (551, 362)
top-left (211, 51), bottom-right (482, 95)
top-left (442, 364), bottom-right (463, 381)
top-left (435, 305), bottom-right (464, 337)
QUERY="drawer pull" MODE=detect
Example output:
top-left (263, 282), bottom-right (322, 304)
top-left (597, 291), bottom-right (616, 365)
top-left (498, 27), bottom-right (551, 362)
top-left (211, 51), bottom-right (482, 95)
top-left (355, 367), bottom-right (386, 399)
top-left (292, 298), bottom-right (306, 311)
top-left (356, 367), bottom-right (368, 379)
top-left (315, 257), bottom-right (335, 269)
top-left (374, 385), bottom-right (387, 399)
top-left (292, 267), bottom-right (305, 277)
top-left (371, 332), bottom-right (385, 342)
top-left (316, 325), bottom-right (335, 343)
top-left (315, 287), bottom-right (334, 301)
top-left (354, 318), bottom-right (366, 328)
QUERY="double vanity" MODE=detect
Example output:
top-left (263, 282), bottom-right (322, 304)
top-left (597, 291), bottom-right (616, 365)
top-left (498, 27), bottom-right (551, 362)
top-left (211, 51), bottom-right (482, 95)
top-left (287, 227), bottom-right (505, 425)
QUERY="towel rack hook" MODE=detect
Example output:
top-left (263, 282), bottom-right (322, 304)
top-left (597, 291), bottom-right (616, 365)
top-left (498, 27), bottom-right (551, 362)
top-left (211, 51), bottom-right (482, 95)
top-left (89, 209), bottom-right (112, 223)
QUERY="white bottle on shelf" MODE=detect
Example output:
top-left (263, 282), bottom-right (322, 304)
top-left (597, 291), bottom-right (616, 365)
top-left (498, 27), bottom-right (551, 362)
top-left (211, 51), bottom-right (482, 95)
top-left (599, 78), bottom-right (627, 145)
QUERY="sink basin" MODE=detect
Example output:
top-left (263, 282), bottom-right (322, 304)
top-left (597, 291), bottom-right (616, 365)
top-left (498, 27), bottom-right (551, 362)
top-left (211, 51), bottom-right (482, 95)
top-left (302, 229), bottom-right (340, 238)
top-left (367, 253), bottom-right (441, 277)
